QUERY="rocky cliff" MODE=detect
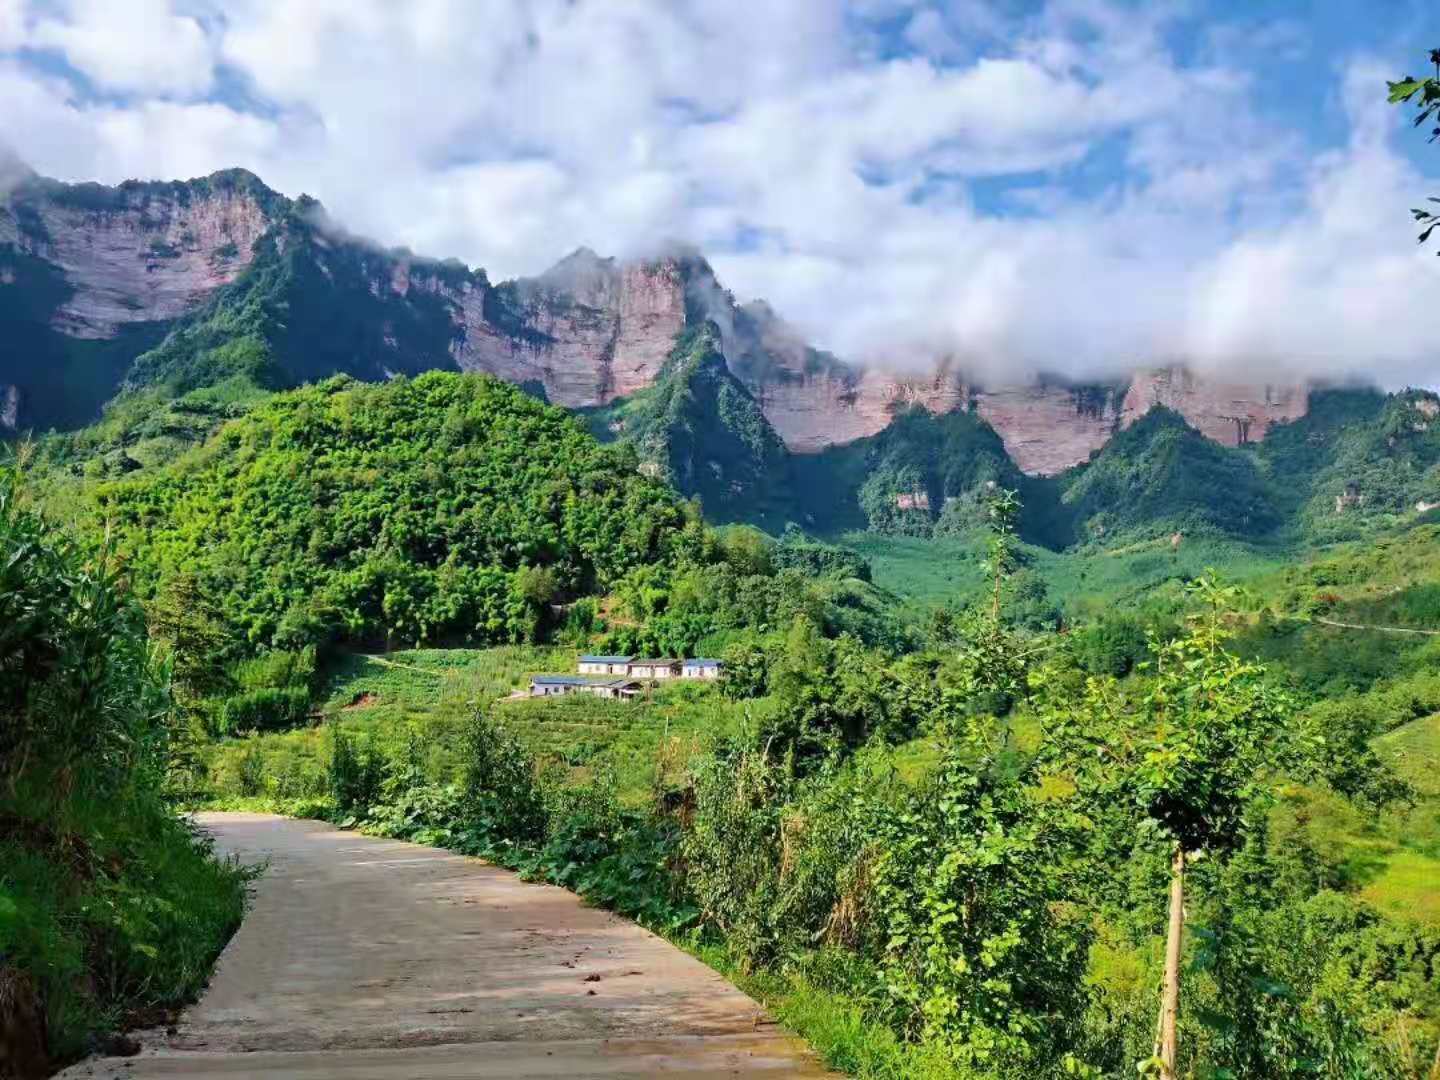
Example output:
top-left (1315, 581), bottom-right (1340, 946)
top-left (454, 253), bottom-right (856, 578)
top-left (450, 248), bottom-right (687, 407)
top-left (1, 169), bottom-right (282, 337)
top-left (1120, 368), bottom-right (1308, 448)
top-left (1, 166), bottom-right (1313, 469)
top-left (0, 169), bottom-right (288, 428)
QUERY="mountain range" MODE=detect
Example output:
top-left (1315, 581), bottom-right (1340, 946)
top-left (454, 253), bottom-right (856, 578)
top-left (3, 166), bottom-right (1436, 545)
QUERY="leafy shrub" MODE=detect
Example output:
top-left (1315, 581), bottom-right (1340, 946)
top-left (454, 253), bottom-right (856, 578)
top-left (0, 482), bottom-right (164, 794)
top-left (233, 647), bottom-right (316, 692)
top-left (328, 728), bottom-right (386, 815)
top-left (0, 474), bottom-right (245, 1062)
top-left (219, 686), bottom-right (311, 734)
top-left (460, 711), bottom-right (547, 847)
top-left (868, 749), bottom-right (1091, 1070)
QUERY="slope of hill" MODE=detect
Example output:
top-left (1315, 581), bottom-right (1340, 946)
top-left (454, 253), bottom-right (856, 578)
top-left (1057, 406), bottom-right (1283, 543)
top-left (585, 323), bottom-right (795, 527)
top-left (792, 406), bottom-right (1029, 537)
top-left (1260, 387), bottom-right (1440, 542)
top-left (93, 371), bottom-right (692, 654)
top-left (0, 168), bottom-right (286, 430)
top-left (4, 165), bottom-right (1315, 473)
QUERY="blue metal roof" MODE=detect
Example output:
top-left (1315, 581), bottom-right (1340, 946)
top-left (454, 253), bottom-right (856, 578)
top-left (579, 655), bottom-right (632, 663)
top-left (685, 658), bottom-right (723, 666)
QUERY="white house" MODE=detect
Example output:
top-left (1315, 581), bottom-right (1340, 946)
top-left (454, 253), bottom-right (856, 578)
top-left (578, 654), bottom-right (633, 675)
top-left (628, 659), bottom-right (680, 680)
top-left (681, 658), bottom-right (723, 680)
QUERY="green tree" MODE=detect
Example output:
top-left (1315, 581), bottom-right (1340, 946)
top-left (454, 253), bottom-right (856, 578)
top-left (1040, 577), bottom-right (1294, 1078)
top-left (1389, 49), bottom-right (1440, 250)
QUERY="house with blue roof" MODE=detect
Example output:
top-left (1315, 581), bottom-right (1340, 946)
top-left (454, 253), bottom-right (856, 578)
top-left (530, 675), bottom-right (641, 700)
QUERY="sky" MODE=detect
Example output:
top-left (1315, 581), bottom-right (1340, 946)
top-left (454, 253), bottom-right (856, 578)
top-left (1, 0), bottom-right (1438, 386)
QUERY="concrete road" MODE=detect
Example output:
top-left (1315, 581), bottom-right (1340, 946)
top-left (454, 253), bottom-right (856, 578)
top-left (61, 813), bottom-right (832, 1078)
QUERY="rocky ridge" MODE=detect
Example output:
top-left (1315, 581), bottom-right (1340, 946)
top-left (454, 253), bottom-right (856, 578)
top-left (0, 170), bottom-right (281, 337)
top-left (2, 167), bottom-right (1311, 469)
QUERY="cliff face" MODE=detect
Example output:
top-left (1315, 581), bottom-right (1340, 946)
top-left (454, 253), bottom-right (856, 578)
top-left (0, 170), bottom-right (282, 337)
top-left (0, 170), bottom-right (288, 429)
top-left (968, 382), bottom-right (1127, 476)
top-left (1, 166), bottom-right (1314, 468)
top-left (1120, 368), bottom-right (1308, 447)
top-left (327, 243), bottom-right (1314, 473)
top-left (451, 249), bottom-right (687, 407)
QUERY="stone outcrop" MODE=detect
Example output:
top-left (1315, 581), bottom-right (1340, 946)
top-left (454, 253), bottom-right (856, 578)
top-left (968, 381), bottom-right (1126, 475)
top-left (1, 171), bottom-right (280, 338)
top-left (449, 249), bottom-right (687, 407)
top-left (1120, 368), bottom-right (1308, 448)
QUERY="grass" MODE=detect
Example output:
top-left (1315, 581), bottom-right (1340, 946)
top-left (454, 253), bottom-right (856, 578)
top-left (0, 786), bottom-right (249, 1064)
top-left (837, 528), bottom-right (1286, 621)
top-left (689, 941), bottom-right (965, 1079)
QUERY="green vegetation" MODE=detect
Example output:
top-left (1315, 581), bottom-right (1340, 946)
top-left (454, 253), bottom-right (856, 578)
top-left (0, 478), bottom-right (246, 1071)
top-left (1258, 388), bottom-right (1440, 543)
top-left (124, 201), bottom-right (472, 400)
top-left (97, 371), bottom-right (694, 655)
top-left (793, 406), bottom-right (1027, 538)
top-left (1059, 406), bottom-right (1281, 542)
top-left (585, 324), bottom-right (795, 527)
top-left (172, 477), bottom-right (1440, 1078)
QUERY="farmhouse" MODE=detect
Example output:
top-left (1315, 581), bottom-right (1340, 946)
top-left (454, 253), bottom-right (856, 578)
top-left (628, 658), bottom-right (680, 680)
top-left (578, 654), bottom-right (632, 675)
top-left (681, 658), bottom-right (723, 679)
top-left (529, 675), bottom-right (642, 700)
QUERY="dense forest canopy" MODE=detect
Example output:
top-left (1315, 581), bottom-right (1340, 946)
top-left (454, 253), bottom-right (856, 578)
top-left (95, 372), bottom-right (695, 652)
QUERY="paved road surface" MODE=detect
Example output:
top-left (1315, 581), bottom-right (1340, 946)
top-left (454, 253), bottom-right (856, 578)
top-left (62, 813), bottom-right (831, 1078)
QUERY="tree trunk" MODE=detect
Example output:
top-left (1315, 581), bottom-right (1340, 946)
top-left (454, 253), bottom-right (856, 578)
top-left (1159, 845), bottom-right (1186, 1080)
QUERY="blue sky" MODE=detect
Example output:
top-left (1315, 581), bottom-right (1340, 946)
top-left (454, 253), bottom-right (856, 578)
top-left (1, 1), bottom-right (1438, 385)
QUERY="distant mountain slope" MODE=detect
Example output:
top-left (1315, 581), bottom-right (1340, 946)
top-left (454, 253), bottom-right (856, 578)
top-left (793, 406), bottom-right (1028, 537)
top-left (0, 168), bottom-right (285, 428)
top-left (124, 197), bottom-right (479, 396)
top-left (3, 166), bottom-right (1315, 471)
top-left (585, 323), bottom-right (795, 527)
top-left (1260, 386), bottom-right (1440, 541)
top-left (1058, 406), bottom-right (1282, 542)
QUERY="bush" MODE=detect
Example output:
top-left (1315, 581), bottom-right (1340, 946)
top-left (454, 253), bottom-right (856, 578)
top-left (460, 711), bottom-right (547, 847)
top-left (0, 474), bottom-right (245, 1064)
top-left (219, 686), bottom-right (311, 733)
top-left (327, 728), bottom-right (386, 815)
top-left (232, 647), bottom-right (316, 692)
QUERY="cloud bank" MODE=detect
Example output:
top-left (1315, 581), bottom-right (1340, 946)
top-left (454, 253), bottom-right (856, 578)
top-left (1, 0), bottom-right (1438, 386)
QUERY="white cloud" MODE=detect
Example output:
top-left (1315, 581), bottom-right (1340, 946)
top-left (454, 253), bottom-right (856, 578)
top-left (0, 0), bottom-right (27, 51)
top-left (30, 0), bottom-right (215, 97)
top-left (0, 0), bottom-right (1437, 388)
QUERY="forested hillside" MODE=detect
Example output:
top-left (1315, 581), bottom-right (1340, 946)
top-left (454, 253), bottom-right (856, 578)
top-left (585, 324), bottom-right (796, 527)
top-left (95, 372), bottom-right (694, 654)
